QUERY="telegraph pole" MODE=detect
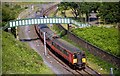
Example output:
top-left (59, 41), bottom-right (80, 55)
top-left (44, 32), bottom-right (47, 56)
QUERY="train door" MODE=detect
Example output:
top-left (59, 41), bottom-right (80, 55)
top-left (73, 53), bottom-right (77, 64)
top-left (77, 52), bottom-right (86, 63)
top-left (76, 53), bottom-right (82, 65)
top-left (69, 53), bottom-right (72, 63)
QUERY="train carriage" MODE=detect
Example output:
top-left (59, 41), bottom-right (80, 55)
top-left (35, 24), bottom-right (86, 69)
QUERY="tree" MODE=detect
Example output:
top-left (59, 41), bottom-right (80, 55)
top-left (58, 2), bottom-right (70, 17)
top-left (97, 2), bottom-right (120, 24)
top-left (78, 2), bottom-right (92, 22)
top-left (69, 2), bottom-right (79, 18)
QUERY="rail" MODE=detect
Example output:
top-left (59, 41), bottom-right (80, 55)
top-left (35, 5), bottom-right (101, 75)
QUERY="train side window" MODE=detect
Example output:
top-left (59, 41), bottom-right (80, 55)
top-left (66, 51), bottom-right (69, 56)
top-left (54, 43), bottom-right (57, 48)
top-left (55, 43), bottom-right (59, 49)
top-left (52, 42), bottom-right (54, 45)
top-left (64, 50), bottom-right (66, 54)
top-left (52, 42), bottom-right (56, 46)
top-left (59, 47), bottom-right (62, 52)
top-left (52, 42), bottom-right (57, 48)
top-left (63, 49), bottom-right (69, 56)
top-left (62, 50), bottom-right (65, 54)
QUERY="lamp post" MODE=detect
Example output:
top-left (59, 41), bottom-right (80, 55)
top-left (44, 32), bottom-right (47, 56)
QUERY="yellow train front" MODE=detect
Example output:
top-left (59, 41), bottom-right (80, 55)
top-left (72, 52), bottom-right (86, 69)
top-left (51, 38), bottom-right (86, 70)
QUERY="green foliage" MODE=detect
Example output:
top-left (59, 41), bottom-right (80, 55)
top-left (2, 3), bottom-right (24, 27)
top-left (2, 3), bottom-right (25, 37)
top-left (72, 26), bottom-right (119, 57)
top-left (58, 2), bottom-right (120, 23)
top-left (69, 2), bottom-right (79, 18)
top-left (2, 31), bottom-right (54, 74)
top-left (85, 50), bottom-right (120, 76)
top-left (58, 2), bottom-right (70, 11)
top-left (2, 6), bottom-right (13, 22)
top-left (98, 2), bottom-right (120, 23)
top-left (58, 2), bottom-right (79, 18)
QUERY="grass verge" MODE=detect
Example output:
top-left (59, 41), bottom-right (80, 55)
top-left (2, 30), bottom-right (54, 74)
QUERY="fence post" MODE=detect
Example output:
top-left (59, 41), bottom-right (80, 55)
top-left (110, 68), bottom-right (114, 76)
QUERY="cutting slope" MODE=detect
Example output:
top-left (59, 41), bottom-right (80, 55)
top-left (2, 31), bottom-right (54, 74)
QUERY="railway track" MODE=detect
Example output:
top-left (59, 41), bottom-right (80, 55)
top-left (37, 33), bottom-right (100, 75)
top-left (47, 44), bottom-right (101, 76)
top-left (47, 48), bottom-right (76, 75)
top-left (33, 3), bottom-right (101, 76)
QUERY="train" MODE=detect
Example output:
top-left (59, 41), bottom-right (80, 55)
top-left (35, 23), bottom-right (86, 69)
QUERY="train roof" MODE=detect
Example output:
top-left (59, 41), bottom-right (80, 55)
top-left (53, 38), bottom-right (82, 53)
top-left (38, 24), bottom-right (82, 53)
top-left (38, 24), bottom-right (55, 38)
top-left (38, 24), bottom-right (48, 29)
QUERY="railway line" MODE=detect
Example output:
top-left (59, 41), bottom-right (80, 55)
top-left (39, 35), bottom-right (101, 76)
top-left (19, 3), bottom-right (101, 75)
top-left (37, 3), bottom-right (101, 76)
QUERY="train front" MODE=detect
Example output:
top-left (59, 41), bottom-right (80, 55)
top-left (73, 51), bottom-right (86, 69)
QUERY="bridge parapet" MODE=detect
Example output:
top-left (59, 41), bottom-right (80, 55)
top-left (2, 17), bottom-right (91, 30)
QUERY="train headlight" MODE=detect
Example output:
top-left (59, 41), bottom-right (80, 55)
top-left (73, 59), bottom-right (77, 64)
top-left (82, 58), bottom-right (86, 63)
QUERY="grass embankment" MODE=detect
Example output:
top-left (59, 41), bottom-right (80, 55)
top-left (71, 26), bottom-right (119, 57)
top-left (48, 24), bottom-right (120, 75)
top-left (2, 31), bottom-right (54, 74)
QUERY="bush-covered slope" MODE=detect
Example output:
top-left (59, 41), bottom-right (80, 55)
top-left (2, 31), bottom-right (54, 74)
